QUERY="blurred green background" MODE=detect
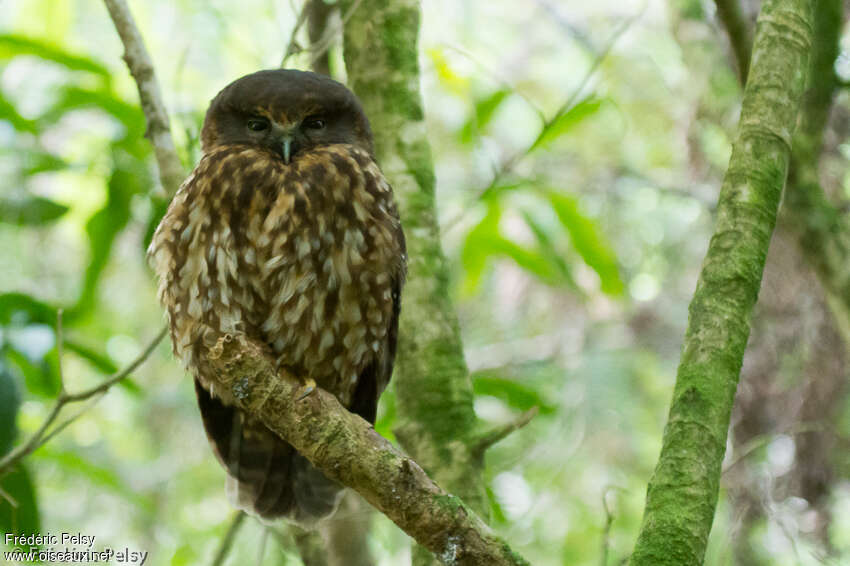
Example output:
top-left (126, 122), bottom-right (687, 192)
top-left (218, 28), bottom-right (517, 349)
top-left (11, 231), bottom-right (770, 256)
top-left (1, 0), bottom-right (849, 564)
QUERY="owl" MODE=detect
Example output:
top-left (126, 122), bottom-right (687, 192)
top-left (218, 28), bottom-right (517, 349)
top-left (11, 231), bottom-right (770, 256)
top-left (148, 69), bottom-right (406, 523)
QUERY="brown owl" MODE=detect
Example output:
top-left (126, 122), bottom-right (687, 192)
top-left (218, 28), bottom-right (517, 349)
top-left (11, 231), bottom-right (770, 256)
top-left (148, 69), bottom-right (406, 524)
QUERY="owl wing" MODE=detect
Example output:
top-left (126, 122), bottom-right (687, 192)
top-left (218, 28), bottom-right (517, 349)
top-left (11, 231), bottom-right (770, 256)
top-left (349, 170), bottom-right (406, 424)
top-left (349, 257), bottom-right (404, 423)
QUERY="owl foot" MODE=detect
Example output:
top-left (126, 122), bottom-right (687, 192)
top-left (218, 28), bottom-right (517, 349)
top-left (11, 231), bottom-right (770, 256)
top-left (296, 378), bottom-right (317, 401)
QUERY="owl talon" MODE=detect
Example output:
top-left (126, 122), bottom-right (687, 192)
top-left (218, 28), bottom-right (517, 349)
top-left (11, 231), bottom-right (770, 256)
top-left (296, 378), bottom-right (317, 401)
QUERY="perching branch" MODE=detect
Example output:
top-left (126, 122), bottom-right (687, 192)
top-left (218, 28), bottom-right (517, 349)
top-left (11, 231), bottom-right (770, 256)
top-left (630, 0), bottom-right (815, 563)
top-left (0, 322), bottom-right (167, 477)
top-left (203, 334), bottom-right (529, 566)
top-left (102, 0), bottom-right (185, 195)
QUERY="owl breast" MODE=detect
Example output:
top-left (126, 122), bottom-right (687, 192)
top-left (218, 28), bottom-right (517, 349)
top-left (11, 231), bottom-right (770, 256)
top-left (150, 144), bottom-right (404, 406)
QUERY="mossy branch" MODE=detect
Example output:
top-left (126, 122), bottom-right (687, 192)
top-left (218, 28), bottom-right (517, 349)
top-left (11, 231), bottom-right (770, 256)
top-left (204, 335), bottom-right (529, 566)
top-left (341, 3), bottom-right (492, 564)
top-left (630, 0), bottom-right (815, 563)
top-left (783, 0), bottom-right (850, 343)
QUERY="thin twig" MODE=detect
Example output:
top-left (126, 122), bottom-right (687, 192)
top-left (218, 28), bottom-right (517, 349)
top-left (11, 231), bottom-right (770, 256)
top-left (281, 0), bottom-right (311, 67)
top-left (0, 326), bottom-right (167, 476)
top-left (722, 423), bottom-right (825, 475)
top-left (0, 485), bottom-right (18, 507)
top-left (441, 43), bottom-right (545, 120)
top-left (441, 9), bottom-right (643, 234)
top-left (103, 0), bottom-right (185, 195)
top-left (305, 0), bottom-right (364, 69)
top-left (211, 511), bottom-right (246, 566)
top-left (472, 407), bottom-right (539, 455)
top-left (601, 487), bottom-right (615, 566)
top-left (56, 309), bottom-right (66, 394)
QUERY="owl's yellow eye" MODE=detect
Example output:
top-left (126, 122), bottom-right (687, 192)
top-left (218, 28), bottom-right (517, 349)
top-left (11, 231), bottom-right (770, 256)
top-left (247, 118), bottom-right (269, 132)
top-left (303, 117), bottom-right (326, 130)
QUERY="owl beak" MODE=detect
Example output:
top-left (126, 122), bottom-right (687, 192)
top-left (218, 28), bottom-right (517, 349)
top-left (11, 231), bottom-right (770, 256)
top-left (280, 136), bottom-right (294, 164)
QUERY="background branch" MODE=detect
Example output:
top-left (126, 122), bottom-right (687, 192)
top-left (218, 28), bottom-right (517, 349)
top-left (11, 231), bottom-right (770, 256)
top-left (713, 0), bottom-right (752, 84)
top-left (102, 0), bottom-right (185, 195)
top-left (210, 511), bottom-right (246, 566)
top-left (0, 325), bottom-right (167, 476)
top-left (630, 0), bottom-right (815, 562)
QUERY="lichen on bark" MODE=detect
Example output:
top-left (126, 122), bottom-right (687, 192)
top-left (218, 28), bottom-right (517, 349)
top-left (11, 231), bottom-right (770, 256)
top-left (340, 1), bottom-right (490, 563)
top-left (630, 0), bottom-right (815, 563)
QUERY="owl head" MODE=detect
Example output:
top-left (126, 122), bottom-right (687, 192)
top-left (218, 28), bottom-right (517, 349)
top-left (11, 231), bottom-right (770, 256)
top-left (200, 69), bottom-right (374, 162)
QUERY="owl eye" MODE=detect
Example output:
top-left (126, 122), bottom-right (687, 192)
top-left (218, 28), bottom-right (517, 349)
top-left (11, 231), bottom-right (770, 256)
top-left (247, 118), bottom-right (270, 132)
top-left (303, 117), bottom-right (326, 130)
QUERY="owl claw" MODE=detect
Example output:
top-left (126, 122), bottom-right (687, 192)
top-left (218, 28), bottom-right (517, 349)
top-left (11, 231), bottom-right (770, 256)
top-left (296, 378), bottom-right (317, 401)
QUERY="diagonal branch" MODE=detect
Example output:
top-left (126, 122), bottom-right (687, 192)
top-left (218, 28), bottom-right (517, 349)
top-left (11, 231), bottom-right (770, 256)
top-left (205, 335), bottom-right (528, 566)
top-left (103, 0), bottom-right (185, 195)
top-left (630, 0), bottom-right (816, 562)
top-left (0, 325), bottom-right (167, 477)
top-left (713, 0), bottom-right (752, 85)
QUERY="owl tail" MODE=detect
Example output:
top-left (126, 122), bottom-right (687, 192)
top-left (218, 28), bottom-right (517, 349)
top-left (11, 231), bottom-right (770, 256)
top-left (194, 379), bottom-right (343, 524)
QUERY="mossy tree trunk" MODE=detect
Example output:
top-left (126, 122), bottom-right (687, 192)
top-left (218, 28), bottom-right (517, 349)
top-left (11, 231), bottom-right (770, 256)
top-left (340, 0), bottom-right (489, 563)
top-left (783, 0), bottom-right (850, 342)
top-left (630, 0), bottom-right (815, 563)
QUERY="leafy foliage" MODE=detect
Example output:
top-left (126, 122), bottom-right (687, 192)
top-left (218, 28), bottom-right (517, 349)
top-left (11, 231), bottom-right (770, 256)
top-left (0, 195), bottom-right (69, 226)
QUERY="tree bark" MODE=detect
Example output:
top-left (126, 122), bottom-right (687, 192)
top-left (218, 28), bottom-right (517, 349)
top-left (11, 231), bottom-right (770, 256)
top-left (630, 0), bottom-right (815, 563)
top-left (783, 0), bottom-right (850, 343)
top-left (713, 0), bottom-right (752, 84)
top-left (340, 1), bottom-right (491, 564)
top-left (102, 0), bottom-right (184, 195)
top-left (203, 335), bottom-right (528, 566)
top-left (307, 0), bottom-right (335, 76)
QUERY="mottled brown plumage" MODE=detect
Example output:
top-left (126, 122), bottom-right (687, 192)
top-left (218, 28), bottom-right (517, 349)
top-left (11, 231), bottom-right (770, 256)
top-left (148, 69), bottom-right (406, 523)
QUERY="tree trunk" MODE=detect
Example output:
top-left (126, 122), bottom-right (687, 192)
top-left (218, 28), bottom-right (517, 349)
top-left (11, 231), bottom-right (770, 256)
top-left (630, 0), bottom-right (815, 563)
top-left (340, 1), bottom-right (490, 564)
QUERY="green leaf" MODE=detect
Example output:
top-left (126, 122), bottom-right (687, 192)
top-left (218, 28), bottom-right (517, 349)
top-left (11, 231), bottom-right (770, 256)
top-left (486, 486), bottom-right (508, 525)
top-left (489, 238), bottom-right (561, 284)
top-left (0, 91), bottom-right (37, 133)
top-left (462, 202), bottom-right (577, 289)
top-left (62, 339), bottom-right (141, 395)
top-left (460, 89), bottom-right (510, 144)
top-left (62, 339), bottom-right (118, 374)
top-left (528, 96), bottom-right (604, 153)
top-left (69, 157), bottom-right (146, 319)
top-left (0, 363), bottom-right (21, 457)
top-left (170, 544), bottom-right (199, 566)
top-left (0, 293), bottom-right (56, 326)
top-left (0, 465), bottom-right (40, 550)
top-left (0, 34), bottom-right (110, 79)
top-left (40, 87), bottom-right (145, 141)
top-left (4, 347), bottom-right (61, 399)
top-left (0, 195), bottom-right (69, 226)
top-left (520, 210), bottom-right (581, 294)
top-left (21, 151), bottom-right (68, 176)
top-left (36, 449), bottom-right (153, 510)
top-left (473, 372), bottom-right (557, 414)
top-left (547, 191), bottom-right (624, 295)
